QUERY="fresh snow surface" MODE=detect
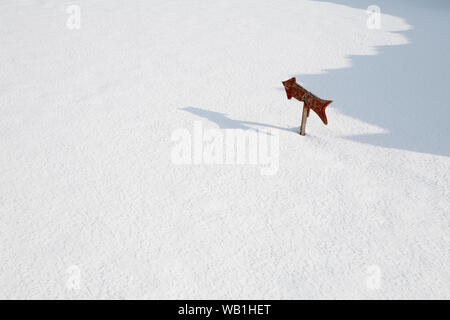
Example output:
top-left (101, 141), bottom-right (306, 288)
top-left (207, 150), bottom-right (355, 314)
top-left (0, 0), bottom-right (449, 299)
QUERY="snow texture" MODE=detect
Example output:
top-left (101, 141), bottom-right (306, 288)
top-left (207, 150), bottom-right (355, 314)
top-left (0, 0), bottom-right (449, 299)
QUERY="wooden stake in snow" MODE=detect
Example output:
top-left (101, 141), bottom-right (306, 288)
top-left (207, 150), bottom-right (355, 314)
top-left (282, 77), bottom-right (333, 136)
top-left (300, 104), bottom-right (309, 136)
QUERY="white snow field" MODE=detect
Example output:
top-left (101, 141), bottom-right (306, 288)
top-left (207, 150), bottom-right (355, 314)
top-left (0, 0), bottom-right (449, 299)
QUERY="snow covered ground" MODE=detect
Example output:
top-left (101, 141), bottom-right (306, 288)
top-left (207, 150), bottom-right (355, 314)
top-left (0, 0), bottom-right (449, 299)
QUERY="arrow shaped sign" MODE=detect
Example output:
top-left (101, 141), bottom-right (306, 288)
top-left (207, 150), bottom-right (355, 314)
top-left (282, 77), bottom-right (333, 135)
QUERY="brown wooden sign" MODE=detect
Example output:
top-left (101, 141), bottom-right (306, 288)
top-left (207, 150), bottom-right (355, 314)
top-left (282, 77), bottom-right (333, 136)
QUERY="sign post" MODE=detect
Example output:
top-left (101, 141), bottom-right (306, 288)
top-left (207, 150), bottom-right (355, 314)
top-left (282, 77), bottom-right (333, 136)
top-left (300, 104), bottom-right (308, 136)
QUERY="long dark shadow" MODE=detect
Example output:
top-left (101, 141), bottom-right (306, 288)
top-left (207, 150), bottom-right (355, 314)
top-left (179, 106), bottom-right (299, 134)
top-left (297, 0), bottom-right (450, 157)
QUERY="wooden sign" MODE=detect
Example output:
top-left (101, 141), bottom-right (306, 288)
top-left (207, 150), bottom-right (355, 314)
top-left (282, 77), bottom-right (333, 136)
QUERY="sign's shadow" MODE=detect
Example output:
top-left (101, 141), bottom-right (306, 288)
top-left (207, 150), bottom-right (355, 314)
top-left (179, 106), bottom-right (299, 134)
